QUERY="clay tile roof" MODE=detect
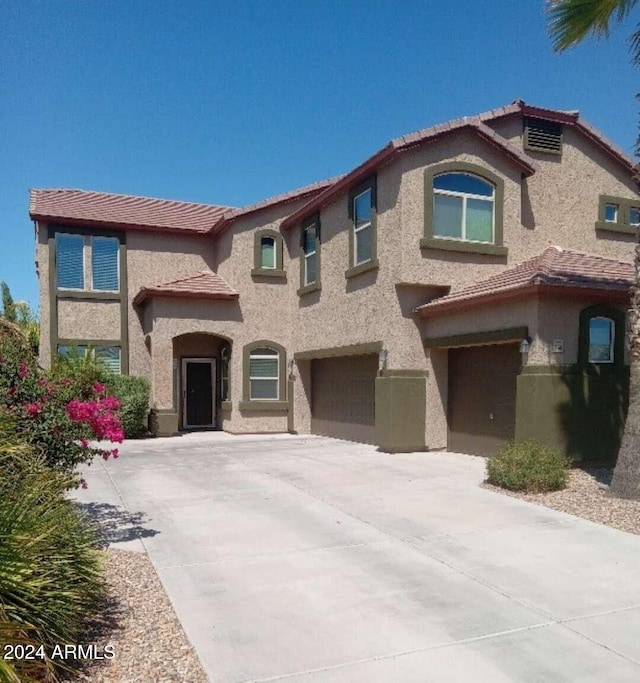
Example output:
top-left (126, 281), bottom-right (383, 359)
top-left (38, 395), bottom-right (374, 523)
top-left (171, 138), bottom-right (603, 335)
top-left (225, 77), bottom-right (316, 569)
top-left (133, 270), bottom-right (238, 306)
top-left (415, 246), bottom-right (634, 317)
top-left (30, 188), bottom-right (232, 234)
top-left (210, 175), bottom-right (344, 235)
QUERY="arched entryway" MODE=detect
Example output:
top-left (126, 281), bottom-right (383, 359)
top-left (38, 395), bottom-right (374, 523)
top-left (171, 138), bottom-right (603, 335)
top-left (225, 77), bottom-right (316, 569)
top-left (173, 333), bottom-right (232, 430)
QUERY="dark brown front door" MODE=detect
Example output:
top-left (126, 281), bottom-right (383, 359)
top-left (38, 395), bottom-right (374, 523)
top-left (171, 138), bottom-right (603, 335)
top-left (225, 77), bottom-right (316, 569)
top-left (448, 343), bottom-right (520, 456)
top-left (183, 359), bottom-right (215, 428)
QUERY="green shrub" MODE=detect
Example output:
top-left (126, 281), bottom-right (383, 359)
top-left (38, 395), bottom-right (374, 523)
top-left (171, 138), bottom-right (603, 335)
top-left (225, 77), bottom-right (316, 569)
top-left (0, 413), bottom-right (105, 681)
top-left (486, 440), bottom-right (570, 493)
top-left (105, 374), bottom-right (150, 437)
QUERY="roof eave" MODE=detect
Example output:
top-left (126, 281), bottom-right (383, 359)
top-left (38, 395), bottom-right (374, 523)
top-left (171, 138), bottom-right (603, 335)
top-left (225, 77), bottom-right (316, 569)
top-left (30, 213), bottom-right (211, 236)
top-left (281, 144), bottom-right (397, 230)
top-left (133, 289), bottom-right (239, 307)
top-left (415, 281), bottom-right (631, 318)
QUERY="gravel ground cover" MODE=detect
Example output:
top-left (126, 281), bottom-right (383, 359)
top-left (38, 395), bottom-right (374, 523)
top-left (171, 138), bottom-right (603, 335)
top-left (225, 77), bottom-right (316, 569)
top-left (71, 548), bottom-right (208, 683)
top-left (485, 466), bottom-right (640, 535)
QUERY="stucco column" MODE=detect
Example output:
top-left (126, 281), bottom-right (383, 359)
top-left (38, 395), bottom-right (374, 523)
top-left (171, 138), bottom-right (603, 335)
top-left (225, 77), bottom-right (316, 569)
top-left (291, 359), bottom-right (312, 434)
top-left (150, 334), bottom-right (178, 435)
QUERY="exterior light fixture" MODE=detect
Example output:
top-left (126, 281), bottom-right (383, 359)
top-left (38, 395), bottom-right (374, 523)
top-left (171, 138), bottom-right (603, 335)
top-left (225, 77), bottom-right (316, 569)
top-left (288, 358), bottom-right (295, 377)
top-left (519, 336), bottom-right (532, 355)
top-left (378, 349), bottom-right (388, 373)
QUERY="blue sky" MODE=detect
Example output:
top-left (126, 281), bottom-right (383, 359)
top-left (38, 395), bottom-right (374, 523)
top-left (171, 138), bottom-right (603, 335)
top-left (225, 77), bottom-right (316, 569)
top-left (1, 0), bottom-right (638, 308)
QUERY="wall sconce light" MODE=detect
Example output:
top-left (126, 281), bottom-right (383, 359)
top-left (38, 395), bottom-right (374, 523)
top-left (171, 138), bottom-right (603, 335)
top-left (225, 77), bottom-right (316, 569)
top-left (519, 336), bottom-right (532, 355)
top-left (378, 349), bottom-right (388, 373)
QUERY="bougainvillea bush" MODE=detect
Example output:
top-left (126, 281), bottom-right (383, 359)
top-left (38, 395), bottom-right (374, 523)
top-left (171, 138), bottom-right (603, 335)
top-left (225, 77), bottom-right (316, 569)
top-left (0, 341), bottom-right (123, 488)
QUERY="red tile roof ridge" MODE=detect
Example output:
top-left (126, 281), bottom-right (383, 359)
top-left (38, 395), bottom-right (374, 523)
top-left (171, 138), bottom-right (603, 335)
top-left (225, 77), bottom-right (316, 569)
top-left (30, 187), bottom-right (233, 211)
top-left (415, 246), bottom-right (633, 316)
top-left (133, 269), bottom-right (238, 306)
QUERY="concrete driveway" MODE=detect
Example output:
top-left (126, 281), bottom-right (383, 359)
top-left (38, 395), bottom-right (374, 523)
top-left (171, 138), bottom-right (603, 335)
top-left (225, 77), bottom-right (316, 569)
top-left (75, 433), bottom-right (640, 682)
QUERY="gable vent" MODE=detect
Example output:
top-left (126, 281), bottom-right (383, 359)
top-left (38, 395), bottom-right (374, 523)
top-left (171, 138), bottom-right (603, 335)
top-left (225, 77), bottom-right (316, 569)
top-left (524, 117), bottom-right (563, 155)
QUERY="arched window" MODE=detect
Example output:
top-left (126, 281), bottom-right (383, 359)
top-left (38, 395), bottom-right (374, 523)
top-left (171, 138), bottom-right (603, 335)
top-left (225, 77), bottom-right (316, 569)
top-left (433, 172), bottom-right (495, 244)
top-left (588, 317), bottom-right (615, 364)
top-left (578, 305), bottom-right (625, 367)
top-left (260, 236), bottom-right (276, 269)
top-left (249, 346), bottom-right (280, 400)
top-left (252, 229), bottom-right (285, 278)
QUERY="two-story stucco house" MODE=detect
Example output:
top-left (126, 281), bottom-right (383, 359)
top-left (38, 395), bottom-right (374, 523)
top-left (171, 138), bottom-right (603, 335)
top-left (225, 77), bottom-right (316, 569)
top-left (30, 100), bottom-right (639, 461)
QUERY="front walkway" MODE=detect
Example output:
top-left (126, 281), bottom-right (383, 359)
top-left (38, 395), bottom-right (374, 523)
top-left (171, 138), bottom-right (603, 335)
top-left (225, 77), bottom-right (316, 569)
top-left (75, 433), bottom-right (640, 682)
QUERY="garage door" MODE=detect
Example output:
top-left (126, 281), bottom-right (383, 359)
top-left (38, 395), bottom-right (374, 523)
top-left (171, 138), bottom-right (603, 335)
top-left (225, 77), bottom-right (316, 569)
top-left (311, 354), bottom-right (377, 444)
top-left (448, 343), bottom-right (521, 456)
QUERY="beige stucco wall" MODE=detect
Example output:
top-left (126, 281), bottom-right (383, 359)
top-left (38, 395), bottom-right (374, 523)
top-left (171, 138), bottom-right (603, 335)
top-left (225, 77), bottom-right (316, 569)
top-left (57, 299), bottom-right (120, 341)
top-left (126, 231), bottom-right (215, 380)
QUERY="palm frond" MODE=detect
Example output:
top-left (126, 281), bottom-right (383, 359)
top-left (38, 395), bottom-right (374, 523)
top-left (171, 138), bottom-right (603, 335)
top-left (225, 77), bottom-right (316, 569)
top-left (548, 0), bottom-right (639, 52)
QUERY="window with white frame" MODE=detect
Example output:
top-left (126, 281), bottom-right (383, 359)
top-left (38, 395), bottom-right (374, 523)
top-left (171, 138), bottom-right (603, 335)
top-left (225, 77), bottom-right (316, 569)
top-left (433, 173), bottom-right (495, 243)
top-left (260, 236), bottom-right (276, 269)
top-left (353, 189), bottom-right (373, 265)
top-left (604, 203), bottom-right (619, 223)
top-left (303, 224), bottom-right (317, 285)
top-left (249, 347), bottom-right (279, 400)
top-left (630, 207), bottom-right (640, 226)
top-left (588, 317), bottom-right (615, 363)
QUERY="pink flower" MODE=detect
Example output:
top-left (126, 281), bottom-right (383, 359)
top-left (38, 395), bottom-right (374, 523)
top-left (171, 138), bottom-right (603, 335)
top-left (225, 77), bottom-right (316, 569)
top-left (81, 479), bottom-right (88, 490)
top-left (24, 402), bottom-right (41, 417)
top-left (80, 438), bottom-right (90, 448)
top-left (37, 377), bottom-right (48, 387)
top-left (93, 382), bottom-right (106, 395)
top-left (111, 449), bottom-right (119, 459)
top-left (102, 452), bottom-right (110, 461)
top-left (18, 363), bottom-right (29, 379)
top-left (47, 383), bottom-right (57, 395)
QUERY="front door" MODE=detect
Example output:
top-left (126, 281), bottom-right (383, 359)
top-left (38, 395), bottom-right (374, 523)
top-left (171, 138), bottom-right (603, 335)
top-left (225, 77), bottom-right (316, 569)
top-left (182, 358), bottom-right (215, 428)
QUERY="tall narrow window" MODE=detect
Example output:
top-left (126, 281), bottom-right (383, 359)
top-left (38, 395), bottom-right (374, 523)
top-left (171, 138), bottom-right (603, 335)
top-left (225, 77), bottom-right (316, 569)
top-left (303, 224), bottom-right (317, 285)
top-left (92, 237), bottom-right (120, 291)
top-left (588, 317), bottom-right (615, 363)
top-left (249, 347), bottom-right (279, 400)
top-left (433, 173), bottom-right (495, 243)
top-left (56, 234), bottom-right (85, 289)
top-left (353, 189), bottom-right (372, 265)
top-left (220, 346), bottom-right (230, 401)
top-left (260, 236), bottom-right (276, 269)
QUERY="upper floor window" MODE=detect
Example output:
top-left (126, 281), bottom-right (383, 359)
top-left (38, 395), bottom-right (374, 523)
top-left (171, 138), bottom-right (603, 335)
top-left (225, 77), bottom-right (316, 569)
top-left (353, 189), bottom-right (373, 265)
top-left (596, 195), bottom-right (640, 235)
top-left (588, 317), bottom-right (615, 364)
top-left (56, 233), bottom-right (84, 289)
top-left (252, 229), bottom-right (285, 278)
top-left (260, 236), bottom-right (276, 269)
top-left (56, 232), bottom-right (120, 291)
top-left (92, 237), bottom-right (120, 291)
top-left (422, 162), bottom-right (507, 257)
top-left (249, 346), bottom-right (279, 400)
top-left (346, 176), bottom-right (379, 279)
top-left (433, 173), bottom-right (495, 244)
top-left (303, 224), bottom-right (318, 286)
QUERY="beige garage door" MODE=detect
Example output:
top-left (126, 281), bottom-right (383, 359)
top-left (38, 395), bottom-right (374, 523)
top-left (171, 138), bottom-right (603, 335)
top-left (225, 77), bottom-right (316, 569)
top-left (448, 343), bottom-right (521, 457)
top-left (310, 354), bottom-right (377, 444)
